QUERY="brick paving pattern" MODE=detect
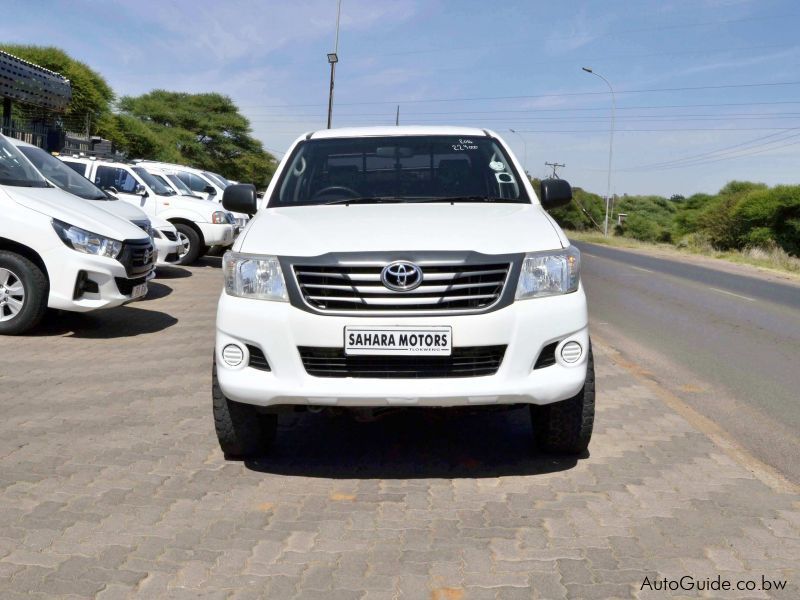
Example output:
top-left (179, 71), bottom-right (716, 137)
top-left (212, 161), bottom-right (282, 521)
top-left (0, 259), bottom-right (797, 599)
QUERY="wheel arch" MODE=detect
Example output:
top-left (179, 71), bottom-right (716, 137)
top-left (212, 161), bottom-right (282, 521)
top-left (168, 219), bottom-right (205, 246)
top-left (0, 238), bottom-right (49, 282)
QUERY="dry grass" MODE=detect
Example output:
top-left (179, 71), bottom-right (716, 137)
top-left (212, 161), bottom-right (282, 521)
top-left (565, 230), bottom-right (800, 277)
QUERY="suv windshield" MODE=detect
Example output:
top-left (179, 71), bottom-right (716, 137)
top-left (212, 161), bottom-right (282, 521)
top-left (270, 135), bottom-right (528, 207)
top-left (18, 146), bottom-right (108, 200)
top-left (0, 137), bottom-right (49, 188)
top-left (132, 167), bottom-right (176, 196)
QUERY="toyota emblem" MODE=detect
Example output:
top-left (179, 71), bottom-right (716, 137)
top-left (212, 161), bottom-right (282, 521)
top-left (381, 261), bottom-right (423, 291)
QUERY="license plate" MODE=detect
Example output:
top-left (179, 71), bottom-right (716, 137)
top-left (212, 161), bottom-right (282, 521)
top-left (131, 283), bottom-right (148, 299)
top-left (344, 326), bottom-right (452, 356)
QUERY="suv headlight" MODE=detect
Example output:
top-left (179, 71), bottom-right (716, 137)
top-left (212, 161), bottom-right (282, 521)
top-left (52, 219), bottom-right (123, 259)
top-left (212, 211), bottom-right (228, 224)
top-left (515, 246), bottom-right (580, 300)
top-left (223, 252), bottom-right (288, 301)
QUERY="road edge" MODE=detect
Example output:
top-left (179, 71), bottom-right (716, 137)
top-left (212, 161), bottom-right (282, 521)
top-left (594, 333), bottom-right (799, 496)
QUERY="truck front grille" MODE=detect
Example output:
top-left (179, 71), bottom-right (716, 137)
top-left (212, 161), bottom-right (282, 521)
top-left (298, 345), bottom-right (507, 378)
top-left (119, 240), bottom-right (155, 277)
top-left (293, 262), bottom-right (511, 313)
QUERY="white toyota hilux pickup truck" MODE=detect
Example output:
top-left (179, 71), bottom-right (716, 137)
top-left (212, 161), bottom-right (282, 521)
top-left (0, 134), bottom-right (155, 335)
top-left (213, 126), bottom-right (593, 457)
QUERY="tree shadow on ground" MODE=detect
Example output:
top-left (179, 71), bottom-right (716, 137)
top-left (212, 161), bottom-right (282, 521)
top-left (245, 406), bottom-right (586, 479)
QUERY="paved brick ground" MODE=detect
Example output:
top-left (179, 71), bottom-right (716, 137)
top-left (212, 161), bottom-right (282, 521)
top-left (0, 259), bottom-right (798, 599)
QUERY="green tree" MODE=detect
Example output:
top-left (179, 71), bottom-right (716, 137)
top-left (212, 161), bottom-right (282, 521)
top-left (0, 44), bottom-right (114, 134)
top-left (117, 90), bottom-right (275, 186)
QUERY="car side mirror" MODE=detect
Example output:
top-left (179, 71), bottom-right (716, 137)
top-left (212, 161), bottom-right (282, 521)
top-left (104, 186), bottom-right (119, 195)
top-left (222, 183), bottom-right (258, 216)
top-left (134, 184), bottom-right (147, 196)
top-left (539, 178), bottom-right (572, 209)
top-left (204, 185), bottom-right (217, 196)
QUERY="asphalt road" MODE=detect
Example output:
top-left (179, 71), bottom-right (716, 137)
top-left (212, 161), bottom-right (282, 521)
top-left (576, 242), bottom-right (800, 483)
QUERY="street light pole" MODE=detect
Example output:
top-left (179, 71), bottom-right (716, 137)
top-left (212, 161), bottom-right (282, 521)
top-left (508, 128), bottom-right (528, 177)
top-left (582, 67), bottom-right (615, 236)
top-left (326, 0), bottom-right (342, 129)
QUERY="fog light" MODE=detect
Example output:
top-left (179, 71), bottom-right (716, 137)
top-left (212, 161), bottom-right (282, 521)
top-left (221, 344), bottom-right (244, 367)
top-left (561, 341), bottom-right (582, 363)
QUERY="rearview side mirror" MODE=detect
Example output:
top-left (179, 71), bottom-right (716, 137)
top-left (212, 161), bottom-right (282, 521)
top-left (539, 178), bottom-right (572, 210)
top-left (204, 185), bottom-right (217, 196)
top-left (222, 183), bottom-right (258, 216)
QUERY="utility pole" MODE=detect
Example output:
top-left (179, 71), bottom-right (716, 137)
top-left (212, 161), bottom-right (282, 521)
top-left (545, 161), bottom-right (565, 178)
top-left (395, 105), bottom-right (399, 126)
top-left (326, 0), bottom-right (342, 129)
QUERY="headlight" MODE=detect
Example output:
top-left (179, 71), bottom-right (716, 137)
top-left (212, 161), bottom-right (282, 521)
top-left (151, 227), bottom-right (163, 239)
top-left (52, 219), bottom-right (123, 259)
top-left (515, 246), bottom-right (580, 300)
top-left (223, 252), bottom-right (288, 302)
top-left (212, 211), bottom-right (228, 224)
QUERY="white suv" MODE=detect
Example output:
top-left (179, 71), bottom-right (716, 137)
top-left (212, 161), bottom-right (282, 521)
top-left (0, 134), bottom-right (155, 335)
top-left (213, 127), bottom-right (593, 457)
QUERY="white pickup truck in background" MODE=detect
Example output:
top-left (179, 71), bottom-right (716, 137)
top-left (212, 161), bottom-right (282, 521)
top-left (59, 157), bottom-right (235, 265)
top-left (0, 134), bottom-right (155, 335)
top-left (11, 140), bottom-right (180, 267)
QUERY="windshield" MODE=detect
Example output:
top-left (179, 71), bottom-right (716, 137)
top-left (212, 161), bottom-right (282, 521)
top-left (166, 173), bottom-right (195, 195)
top-left (203, 171), bottom-right (229, 188)
top-left (0, 137), bottom-right (49, 188)
top-left (19, 146), bottom-right (108, 200)
top-left (269, 135), bottom-right (528, 207)
top-left (132, 167), bottom-right (176, 196)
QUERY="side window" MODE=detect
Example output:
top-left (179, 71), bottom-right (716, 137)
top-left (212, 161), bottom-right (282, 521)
top-left (177, 172), bottom-right (206, 192)
top-left (61, 160), bottom-right (87, 176)
top-left (95, 166), bottom-right (139, 193)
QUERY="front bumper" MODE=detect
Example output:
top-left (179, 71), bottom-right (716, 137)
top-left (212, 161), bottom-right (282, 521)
top-left (42, 244), bottom-right (153, 313)
top-left (153, 235), bottom-right (181, 265)
top-left (215, 286), bottom-right (589, 408)
top-left (198, 222), bottom-right (235, 247)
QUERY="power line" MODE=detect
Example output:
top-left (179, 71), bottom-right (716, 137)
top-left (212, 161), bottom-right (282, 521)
top-left (245, 80), bottom-right (800, 109)
top-left (619, 128), bottom-right (800, 171)
top-left (242, 100), bottom-right (800, 116)
top-left (545, 162), bottom-right (566, 178)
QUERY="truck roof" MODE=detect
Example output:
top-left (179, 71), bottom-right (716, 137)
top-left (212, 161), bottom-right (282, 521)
top-left (306, 125), bottom-right (495, 140)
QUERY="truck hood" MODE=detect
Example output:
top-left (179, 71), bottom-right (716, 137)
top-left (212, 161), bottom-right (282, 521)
top-left (92, 198), bottom-right (149, 224)
top-left (238, 203), bottom-right (565, 256)
top-left (5, 185), bottom-right (150, 242)
top-left (161, 195), bottom-right (223, 221)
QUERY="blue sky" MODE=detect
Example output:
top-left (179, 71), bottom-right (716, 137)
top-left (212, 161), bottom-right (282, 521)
top-left (4, 0), bottom-right (800, 196)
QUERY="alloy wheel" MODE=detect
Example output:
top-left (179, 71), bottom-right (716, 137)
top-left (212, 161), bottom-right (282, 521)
top-left (0, 267), bottom-right (25, 322)
top-left (177, 232), bottom-right (191, 259)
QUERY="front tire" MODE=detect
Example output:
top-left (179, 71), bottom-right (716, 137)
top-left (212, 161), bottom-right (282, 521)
top-left (0, 251), bottom-right (48, 336)
top-left (174, 223), bottom-right (201, 265)
top-left (212, 361), bottom-right (277, 458)
top-left (531, 346), bottom-right (595, 454)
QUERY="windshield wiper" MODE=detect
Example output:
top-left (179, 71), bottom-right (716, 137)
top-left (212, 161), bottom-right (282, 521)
top-left (323, 196), bottom-right (405, 205)
top-left (410, 196), bottom-right (505, 203)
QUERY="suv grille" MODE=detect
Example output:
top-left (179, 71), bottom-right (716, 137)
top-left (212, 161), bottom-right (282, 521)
top-left (293, 262), bottom-right (511, 313)
top-left (298, 345), bottom-right (506, 378)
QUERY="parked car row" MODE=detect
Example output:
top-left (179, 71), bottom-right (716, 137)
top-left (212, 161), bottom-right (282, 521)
top-left (0, 132), bottom-right (241, 334)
